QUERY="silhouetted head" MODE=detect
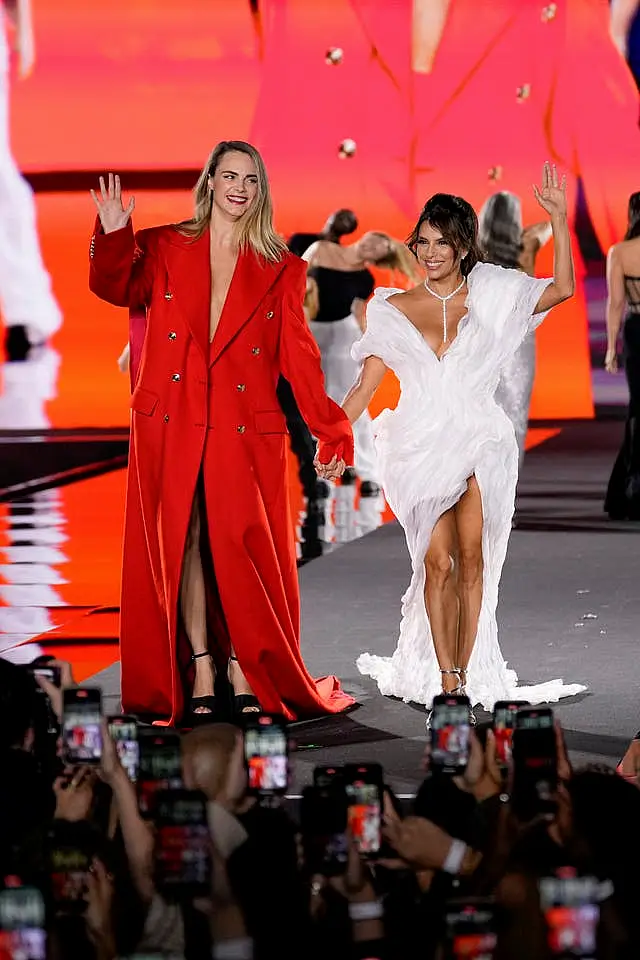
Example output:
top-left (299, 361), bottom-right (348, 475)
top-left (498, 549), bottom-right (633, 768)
top-left (324, 208), bottom-right (358, 241)
top-left (478, 191), bottom-right (523, 269)
top-left (625, 192), bottom-right (640, 240)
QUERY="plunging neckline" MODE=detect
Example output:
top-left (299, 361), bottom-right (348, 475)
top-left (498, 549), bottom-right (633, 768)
top-left (384, 295), bottom-right (469, 363)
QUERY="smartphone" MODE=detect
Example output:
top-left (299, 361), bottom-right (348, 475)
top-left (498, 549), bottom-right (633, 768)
top-left (137, 728), bottom-right (183, 819)
top-left (430, 694), bottom-right (471, 775)
top-left (511, 706), bottom-right (557, 821)
top-left (108, 715), bottom-right (139, 782)
top-left (539, 870), bottom-right (601, 958)
top-left (343, 763), bottom-right (383, 857)
top-left (154, 789), bottom-right (212, 900)
top-left (444, 898), bottom-right (498, 959)
top-left (492, 700), bottom-right (530, 771)
top-left (313, 765), bottom-right (344, 790)
top-left (0, 886), bottom-right (47, 960)
top-left (62, 687), bottom-right (102, 764)
top-left (300, 784), bottom-right (349, 876)
top-left (27, 664), bottom-right (61, 735)
top-left (244, 715), bottom-right (289, 796)
top-left (48, 835), bottom-right (92, 913)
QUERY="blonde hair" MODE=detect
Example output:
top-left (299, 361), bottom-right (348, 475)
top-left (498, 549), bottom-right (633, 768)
top-left (367, 231), bottom-right (423, 284)
top-left (177, 140), bottom-right (288, 262)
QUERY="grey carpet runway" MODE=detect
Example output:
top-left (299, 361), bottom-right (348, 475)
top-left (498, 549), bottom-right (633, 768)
top-left (93, 420), bottom-right (640, 794)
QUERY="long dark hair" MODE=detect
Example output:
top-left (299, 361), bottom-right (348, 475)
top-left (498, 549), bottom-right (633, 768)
top-left (407, 193), bottom-right (482, 277)
top-left (625, 192), bottom-right (640, 240)
top-left (478, 191), bottom-right (523, 269)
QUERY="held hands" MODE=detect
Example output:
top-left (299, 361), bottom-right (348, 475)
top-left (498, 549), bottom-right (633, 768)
top-left (90, 174), bottom-right (135, 235)
top-left (533, 161), bottom-right (567, 221)
top-left (314, 453), bottom-right (347, 481)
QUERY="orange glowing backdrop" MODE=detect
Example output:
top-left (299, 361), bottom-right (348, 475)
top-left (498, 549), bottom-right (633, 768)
top-left (8, 0), bottom-right (640, 427)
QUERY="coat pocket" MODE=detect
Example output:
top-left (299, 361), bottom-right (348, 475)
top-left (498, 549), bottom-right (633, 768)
top-left (254, 409), bottom-right (287, 435)
top-left (130, 386), bottom-right (159, 417)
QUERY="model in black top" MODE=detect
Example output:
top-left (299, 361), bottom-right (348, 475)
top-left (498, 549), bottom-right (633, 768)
top-left (605, 191), bottom-right (640, 519)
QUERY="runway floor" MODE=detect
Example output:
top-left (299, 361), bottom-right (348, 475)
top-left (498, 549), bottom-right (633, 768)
top-left (80, 419), bottom-right (640, 794)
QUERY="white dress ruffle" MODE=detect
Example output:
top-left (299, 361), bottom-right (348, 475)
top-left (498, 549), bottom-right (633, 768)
top-left (352, 263), bottom-right (586, 710)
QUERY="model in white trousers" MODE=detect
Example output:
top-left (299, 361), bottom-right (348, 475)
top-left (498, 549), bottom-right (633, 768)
top-left (310, 314), bottom-right (384, 540)
top-left (0, 7), bottom-right (61, 346)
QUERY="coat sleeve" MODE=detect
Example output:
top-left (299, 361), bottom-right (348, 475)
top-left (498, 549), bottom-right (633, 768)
top-left (553, 0), bottom-right (640, 252)
top-left (279, 258), bottom-right (355, 466)
top-left (89, 218), bottom-right (156, 308)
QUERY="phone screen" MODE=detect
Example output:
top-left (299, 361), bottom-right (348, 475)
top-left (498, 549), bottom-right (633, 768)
top-left (49, 843), bottom-right (92, 912)
top-left (431, 696), bottom-right (471, 774)
top-left (539, 873), bottom-right (601, 958)
top-left (445, 900), bottom-right (498, 960)
top-left (154, 790), bottom-right (211, 899)
top-left (493, 700), bottom-right (530, 769)
top-left (108, 716), bottom-right (139, 782)
top-left (344, 764), bottom-right (383, 856)
top-left (0, 887), bottom-right (47, 960)
top-left (62, 688), bottom-right (102, 764)
top-left (511, 708), bottom-right (557, 820)
top-left (301, 785), bottom-right (348, 876)
top-left (137, 731), bottom-right (183, 818)
top-left (244, 716), bottom-right (288, 795)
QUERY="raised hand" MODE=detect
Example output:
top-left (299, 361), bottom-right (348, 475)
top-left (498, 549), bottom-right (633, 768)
top-left (90, 174), bottom-right (135, 235)
top-left (533, 162), bottom-right (567, 220)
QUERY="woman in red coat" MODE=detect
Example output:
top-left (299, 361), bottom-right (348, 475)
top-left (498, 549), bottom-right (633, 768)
top-left (89, 141), bottom-right (355, 725)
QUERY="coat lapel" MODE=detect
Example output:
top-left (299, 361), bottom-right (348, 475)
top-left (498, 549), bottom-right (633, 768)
top-left (209, 249), bottom-right (287, 367)
top-left (163, 227), bottom-right (211, 362)
top-left (350, 0), bottom-right (516, 129)
top-left (350, 0), bottom-right (412, 91)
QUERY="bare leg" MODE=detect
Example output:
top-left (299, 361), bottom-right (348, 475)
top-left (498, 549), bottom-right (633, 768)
top-left (228, 653), bottom-right (260, 712)
top-left (181, 494), bottom-right (215, 711)
top-left (424, 509), bottom-right (460, 693)
top-left (453, 476), bottom-right (484, 682)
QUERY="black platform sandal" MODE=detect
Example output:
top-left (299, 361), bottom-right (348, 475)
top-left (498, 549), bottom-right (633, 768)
top-left (189, 651), bottom-right (217, 720)
top-left (228, 656), bottom-right (261, 716)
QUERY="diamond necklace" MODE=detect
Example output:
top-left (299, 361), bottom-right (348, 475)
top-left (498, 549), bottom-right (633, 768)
top-left (423, 276), bottom-right (467, 343)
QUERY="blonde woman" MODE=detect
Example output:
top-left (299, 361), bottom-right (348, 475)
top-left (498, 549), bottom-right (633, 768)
top-left (89, 141), bottom-right (355, 725)
top-left (304, 232), bottom-right (422, 538)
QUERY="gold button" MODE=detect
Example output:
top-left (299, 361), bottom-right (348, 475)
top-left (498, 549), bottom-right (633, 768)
top-left (252, 347), bottom-right (261, 356)
top-left (168, 331), bottom-right (177, 341)
top-left (237, 425), bottom-right (246, 434)
top-left (516, 84), bottom-right (531, 102)
top-left (164, 292), bottom-right (173, 301)
top-left (266, 310), bottom-right (274, 319)
top-left (236, 383), bottom-right (246, 392)
top-left (172, 373), bottom-right (181, 382)
top-left (164, 414), bottom-right (169, 423)
top-left (488, 165), bottom-right (503, 182)
top-left (541, 2), bottom-right (557, 21)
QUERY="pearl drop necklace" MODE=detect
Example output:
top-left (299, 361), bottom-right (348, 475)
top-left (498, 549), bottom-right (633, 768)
top-left (424, 276), bottom-right (467, 343)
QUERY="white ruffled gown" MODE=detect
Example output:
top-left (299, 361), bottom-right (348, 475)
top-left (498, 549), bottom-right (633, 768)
top-left (352, 263), bottom-right (586, 710)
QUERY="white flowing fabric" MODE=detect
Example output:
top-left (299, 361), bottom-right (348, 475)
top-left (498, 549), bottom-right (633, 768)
top-left (495, 332), bottom-right (536, 471)
top-left (352, 263), bottom-right (586, 710)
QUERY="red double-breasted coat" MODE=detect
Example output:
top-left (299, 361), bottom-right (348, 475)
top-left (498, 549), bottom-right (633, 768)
top-left (89, 220), bottom-right (355, 724)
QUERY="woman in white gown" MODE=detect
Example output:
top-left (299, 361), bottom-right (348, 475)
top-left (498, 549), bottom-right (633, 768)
top-left (339, 165), bottom-right (586, 712)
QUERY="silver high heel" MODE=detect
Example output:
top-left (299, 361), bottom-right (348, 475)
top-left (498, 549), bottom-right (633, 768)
top-left (455, 665), bottom-right (477, 726)
top-left (426, 668), bottom-right (463, 729)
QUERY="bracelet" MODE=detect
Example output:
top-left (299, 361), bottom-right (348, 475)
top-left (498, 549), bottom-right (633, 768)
top-left (212, 937), bottom-right (254, 960)
top-left (348, 900), bottom-right (384, 921)
top-left (442, 838), bottom-right (468, 875)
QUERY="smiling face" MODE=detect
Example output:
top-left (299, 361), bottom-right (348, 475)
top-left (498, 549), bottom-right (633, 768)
top-left (414, 221), bottom-right (464, 282)
top-left (208, 150), bottom-right (259, 221)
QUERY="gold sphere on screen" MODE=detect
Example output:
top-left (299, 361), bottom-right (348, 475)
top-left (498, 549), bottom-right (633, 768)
top-left (338, 139), bottom-right (357, 159)
top-left (325, 47), bottom-right (344, 65)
